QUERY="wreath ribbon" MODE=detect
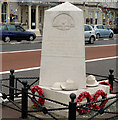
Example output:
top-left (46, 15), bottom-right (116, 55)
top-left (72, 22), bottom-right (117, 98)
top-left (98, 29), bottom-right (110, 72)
top-left (31, 86), bottom-right (45, 106)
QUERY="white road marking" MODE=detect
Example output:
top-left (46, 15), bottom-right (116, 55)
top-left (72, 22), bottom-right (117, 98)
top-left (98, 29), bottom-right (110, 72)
top-left (104, 39), bottom-right (109, 40)
top-left (0, 49), bottom-right (41, 54)
top-left (0, 56), bottom-right (117, 75)
top-left (0, 67), bottom-right (40, 75)
top-left (86, 56), bottom-right (118, 62)
top-left (86, 44), bottom-right (118, 48)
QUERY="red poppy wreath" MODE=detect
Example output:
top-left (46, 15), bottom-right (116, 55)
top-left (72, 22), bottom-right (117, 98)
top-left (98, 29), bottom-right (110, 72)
top-left (31, 86), bottom-right (45, 106)
top-left (92, 90), bottom-right (108, 110)
top-left (99, 81), bottom-right (113, 94)
top-left (76, 91), bottom-right (93, 114)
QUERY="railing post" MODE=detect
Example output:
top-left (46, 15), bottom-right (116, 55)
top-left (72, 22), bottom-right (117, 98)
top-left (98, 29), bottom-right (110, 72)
top-left (9, 69), bottom-right (15, 101)
top-left (68, 93), bottom-right (76, 120)
top-left (15, 78), bottom-right (18, 97)
top-left (108, 69), bottom-right (114, 93)
top-left (21, 80), bottom-right (28, 119)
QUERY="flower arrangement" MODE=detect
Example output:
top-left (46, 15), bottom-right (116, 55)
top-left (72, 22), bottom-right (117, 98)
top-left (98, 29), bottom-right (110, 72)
top-left (92, 90), bottom-right (108, 110)
top-left (76, 91), bottom-right (92, 114)
top-left (99, 81), bottom-right (113, 93)
top-left (31, 86), bottom-right (45, 106)
top-left (76, 90), bottom-right (108, 114)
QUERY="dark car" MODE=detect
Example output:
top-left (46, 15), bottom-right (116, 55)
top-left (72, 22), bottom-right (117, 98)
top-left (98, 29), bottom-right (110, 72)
top-left (0, 24), bottom-right (36, 42)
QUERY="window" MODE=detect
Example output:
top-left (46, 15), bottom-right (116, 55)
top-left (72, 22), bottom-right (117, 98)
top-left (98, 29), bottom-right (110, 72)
top-left (7, 25), bottom-right (16, 31)
top-left (96, 25), bottom-right (103, 29)
top-left (95, 11), bottom-right (98, 24)
top-left (39, 9), bottom-right (42, 24)
top-left (103, 26), bottom-right (109, 30)
top-left (90, 18), bottom-right (93, 24)
top-left (84, 25), bottom-right (92, 31)
top-left (21, 9), bottom-right (24, 23)
top-left (2, 25), bottom-right (8, 30)
top-left (2, 2), bottom-right (7, 22)
top-left (90, 11), bottom-right (93, 24)
top-left (0, 25), bottom-right (2, 30)
top-left (103, 13), bottom-right (106, 25)
top-left (16, 26), bottom-right (24, 31)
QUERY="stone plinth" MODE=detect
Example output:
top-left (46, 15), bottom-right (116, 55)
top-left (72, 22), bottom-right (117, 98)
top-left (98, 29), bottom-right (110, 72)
top-left (39, 85), bottom-right (116, 117)
top-left (40, 85), bottom-right (110, 105)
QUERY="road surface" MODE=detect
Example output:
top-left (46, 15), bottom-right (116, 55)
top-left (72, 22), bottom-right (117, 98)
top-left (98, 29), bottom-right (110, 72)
top-left (1, 44), bottom-right (117, 72)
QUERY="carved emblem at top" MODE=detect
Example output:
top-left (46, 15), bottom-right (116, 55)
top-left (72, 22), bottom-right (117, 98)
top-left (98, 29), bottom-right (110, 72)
top-left (52, 13), bottom-right (75, 31)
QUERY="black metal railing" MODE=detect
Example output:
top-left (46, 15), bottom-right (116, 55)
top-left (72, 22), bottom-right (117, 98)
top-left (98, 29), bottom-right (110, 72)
top-left (0, 69), bottom-right (118, 120)
top-left (1, 69), bottom-right (39, 101)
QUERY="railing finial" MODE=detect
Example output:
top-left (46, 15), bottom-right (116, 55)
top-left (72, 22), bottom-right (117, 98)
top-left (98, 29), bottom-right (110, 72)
top-left (10, 69), bottom-right (14, 75)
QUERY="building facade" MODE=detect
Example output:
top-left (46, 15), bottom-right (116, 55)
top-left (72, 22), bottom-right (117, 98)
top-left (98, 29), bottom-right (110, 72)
top-left (0, 1), bottom-right (118, 36)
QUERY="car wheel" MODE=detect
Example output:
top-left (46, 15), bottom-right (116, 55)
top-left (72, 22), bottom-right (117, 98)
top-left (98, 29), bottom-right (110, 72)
top-left (28, 35), bottom-right (34, 41)
top-left (109, 33), bottom-right (113, 38)
top-left (4, 36), bottom-right (11, 42)
top-left (96, 33), bottom-right (100, 39)
top-left (89, 36), bottom-right (95, 44)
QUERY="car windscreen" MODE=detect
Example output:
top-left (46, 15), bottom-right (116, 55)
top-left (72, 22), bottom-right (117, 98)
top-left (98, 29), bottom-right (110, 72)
top-left (84, 25), bottom-right (92, 31)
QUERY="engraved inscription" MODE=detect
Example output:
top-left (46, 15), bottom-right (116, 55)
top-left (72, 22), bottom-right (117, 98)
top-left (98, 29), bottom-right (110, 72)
top-left (43, 38), bottom-right (80, 57)
top-left (52, 13), bottom-right (75, 31)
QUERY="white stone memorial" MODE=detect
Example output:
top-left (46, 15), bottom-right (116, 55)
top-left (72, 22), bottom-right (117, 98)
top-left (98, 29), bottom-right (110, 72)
top-left (37, 2), bottom-right (115, 117)
top-left (40, 2), bottom-right (86, 90)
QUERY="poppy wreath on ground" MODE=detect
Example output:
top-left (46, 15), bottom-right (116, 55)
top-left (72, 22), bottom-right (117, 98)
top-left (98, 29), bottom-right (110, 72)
top-left (92, 90), bottom-right (108, 110)
top-left (99, 81), bottom-right (113, 94)
top-left (31, 86), bottom-right (45, 107)
top-left (76, 91), bottom-right (93, 114)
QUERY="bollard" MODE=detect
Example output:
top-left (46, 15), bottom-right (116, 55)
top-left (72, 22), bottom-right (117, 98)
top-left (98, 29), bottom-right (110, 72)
top-left (9, 69), bottom-right (15, 101)
top-left (21, 80), bottom-right (28, 119)
top-left (108, 69), bottom-right (114, 93)
top-left (68, 93), bottom-right (76, 120)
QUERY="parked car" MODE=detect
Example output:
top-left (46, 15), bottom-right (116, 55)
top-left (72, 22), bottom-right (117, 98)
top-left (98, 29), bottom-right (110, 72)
top-left (92, 25), bottom-right (114, 38)
top-left (84, 24), bottom-right (96, 44)
top-left (0, 23), bottom-right (36, 42)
